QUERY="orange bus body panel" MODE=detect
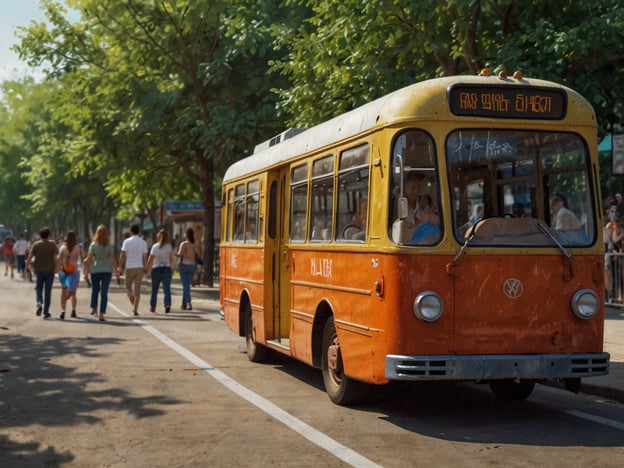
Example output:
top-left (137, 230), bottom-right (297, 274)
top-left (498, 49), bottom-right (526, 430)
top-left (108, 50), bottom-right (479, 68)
top-left (222, 245), bottom-right (605, 386)
top-left (451, 255), bottom-right (604, 354)
top-left (220, 245), bottom-right (267, 338)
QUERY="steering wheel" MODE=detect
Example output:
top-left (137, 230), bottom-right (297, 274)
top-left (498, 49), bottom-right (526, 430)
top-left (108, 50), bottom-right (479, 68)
top-left (341, 224), bottom-right (361, 239)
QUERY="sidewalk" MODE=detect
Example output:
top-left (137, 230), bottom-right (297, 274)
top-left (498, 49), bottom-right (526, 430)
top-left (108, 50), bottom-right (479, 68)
top-left (166, 277), bottom-right (624, 404)
top-left (167, 276), bottom-right (220, 303)
top-left (578, 305), bottom-right (624, 403)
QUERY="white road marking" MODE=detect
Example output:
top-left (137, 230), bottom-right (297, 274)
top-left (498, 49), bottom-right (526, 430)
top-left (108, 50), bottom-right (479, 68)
top-left (566, 410), bottom-right (624, 431)
top-left (109, 304), bottom-right (381, 468)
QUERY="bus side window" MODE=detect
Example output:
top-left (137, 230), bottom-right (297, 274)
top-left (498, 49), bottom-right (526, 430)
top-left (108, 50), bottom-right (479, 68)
top-left (290, 164), bottom-right (308, 242)
top-left (337, 145), bottom-right (370, 241)
top-left (389, 130), bottom-right (441, 245)
top-left (233, 184), bottom-right (246, 243)
top-left (245, 180), bottom-right (259, 243)
top-left (225, 188), bottom-right (234, 242)
top-left (310, 156), bottom-right (334, 243)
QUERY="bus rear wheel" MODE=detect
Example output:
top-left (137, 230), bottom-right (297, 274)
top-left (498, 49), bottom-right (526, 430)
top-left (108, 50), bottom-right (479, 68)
top-left (489, 379), bottom-right (535, 401)
top-left (321, 319), bottom-right (367, 405)
top-left (244, 302), bottom-right (268, 362)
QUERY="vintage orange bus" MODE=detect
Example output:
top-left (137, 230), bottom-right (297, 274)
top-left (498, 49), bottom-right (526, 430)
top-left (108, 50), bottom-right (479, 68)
top-left (219, 72), bottom-right (610, 405)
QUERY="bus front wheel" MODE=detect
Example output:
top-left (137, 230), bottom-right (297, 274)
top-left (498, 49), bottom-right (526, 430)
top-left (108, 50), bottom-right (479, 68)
top-left (321, 319), bottom-right (367, 405)
top-left (489, 379), bottom-right (535, 401)
top-left (244, 303), bottom-right (268, 362)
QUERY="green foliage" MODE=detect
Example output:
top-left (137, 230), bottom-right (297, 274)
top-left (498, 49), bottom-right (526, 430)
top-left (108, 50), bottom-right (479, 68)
top-left (3, 0), bottom-right (624, 237)
top-left (273, 0), bottom-right (624, 135)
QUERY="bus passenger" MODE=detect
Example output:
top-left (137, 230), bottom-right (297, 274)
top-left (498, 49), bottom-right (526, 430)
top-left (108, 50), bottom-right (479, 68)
top-left (550, 193), bottom-right (581, 230)
top-left (512, 202), bottom-right (526, 218)
top-left (408, 203), bottom-right (441, 244)
top-left (343, 197), bottom-right (368, 240)
top-left (404, 172), bottom-right (424, 227)
top-left (470, 203), bottom-right (483, 224)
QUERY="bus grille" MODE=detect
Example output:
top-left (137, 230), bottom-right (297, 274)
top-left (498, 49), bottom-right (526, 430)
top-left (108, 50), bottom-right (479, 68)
top-left (395, 359), bottom-right (448, 377)
top-left (570, 356), bottom-right (609, 374)
top-left (386, 353), bottom-right (610, 381)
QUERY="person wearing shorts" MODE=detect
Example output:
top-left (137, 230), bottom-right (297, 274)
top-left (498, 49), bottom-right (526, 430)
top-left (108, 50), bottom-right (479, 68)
top-left (118, 224), bottom-right (148, 316)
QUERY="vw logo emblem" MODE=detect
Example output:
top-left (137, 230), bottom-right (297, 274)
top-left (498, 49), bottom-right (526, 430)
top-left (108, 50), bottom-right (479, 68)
top-left (503, 278), bottom-right (524, 299)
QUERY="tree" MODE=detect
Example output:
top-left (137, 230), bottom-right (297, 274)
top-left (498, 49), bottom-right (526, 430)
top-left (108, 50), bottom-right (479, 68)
top-left (273, 0), bottom-right (624, 136)
top-left (14, 0), bottom-right (291, 284)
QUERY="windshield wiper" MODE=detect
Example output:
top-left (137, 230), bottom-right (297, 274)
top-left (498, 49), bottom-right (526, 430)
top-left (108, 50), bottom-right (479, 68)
top-left (449, 220), bottom-right (573, 276)
top-left (537, 222), bottom-right (573, 260)
top-left (450, 218), bottom-right (485, 266)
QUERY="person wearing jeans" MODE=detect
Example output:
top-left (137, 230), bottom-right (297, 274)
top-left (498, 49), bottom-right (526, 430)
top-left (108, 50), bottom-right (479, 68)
top-left (176, 227), bottom-right (201, 311)
top-left (83, 225), bottom-right (119, 321)
top-left (26, 227), bottom-right (58, 319)
top-left (145, 229), bottom-right (174, 313)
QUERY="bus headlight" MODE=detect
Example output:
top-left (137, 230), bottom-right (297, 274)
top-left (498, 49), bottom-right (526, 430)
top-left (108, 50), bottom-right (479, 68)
top-left (413, 291), bottom-right (443, 322)
top-left (570, 289), bottom-right (599, 320)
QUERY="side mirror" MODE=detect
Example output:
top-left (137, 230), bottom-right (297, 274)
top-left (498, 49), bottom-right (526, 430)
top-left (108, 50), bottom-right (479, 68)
top-left (392, 219), bottom-right (412, 244)
top-left (397, 196), bottom-right (408, 220)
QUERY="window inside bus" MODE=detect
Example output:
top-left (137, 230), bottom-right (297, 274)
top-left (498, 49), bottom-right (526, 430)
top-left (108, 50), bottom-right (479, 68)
top-left (446, 129), bottom-right (595, 247)
top-left (245, 180), bottom-right (260, 243)
top-left (226, 188), bottom-right (234, 242)
top-left (290, 164), bottom-right (308, 242)
top-left (233, 184), bottom-right (245, 242)
top-left (389, 129), bottom-right (442, 245)
top-left (310, 155), bottom-right (334, 242)
top-left (232, 179), bottom-right (260, 244)
top-left (337, 144), bottom-right (369, 242)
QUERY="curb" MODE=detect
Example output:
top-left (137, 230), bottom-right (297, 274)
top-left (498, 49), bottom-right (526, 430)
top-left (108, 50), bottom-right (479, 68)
top-left (579, 382), bottom-right (624, 404)
top-left (543, 380), bottom-right (624, 404)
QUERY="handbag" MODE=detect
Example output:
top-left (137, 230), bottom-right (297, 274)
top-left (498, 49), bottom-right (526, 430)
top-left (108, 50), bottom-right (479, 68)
top-left (62, 262), bottom-right (76, 274)
top-left (195, 253), bottom-right (204, 266)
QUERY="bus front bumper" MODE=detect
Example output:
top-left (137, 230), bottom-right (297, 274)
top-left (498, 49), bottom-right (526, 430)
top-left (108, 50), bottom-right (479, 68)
top-left (385, 353), bottom-right (610, 381)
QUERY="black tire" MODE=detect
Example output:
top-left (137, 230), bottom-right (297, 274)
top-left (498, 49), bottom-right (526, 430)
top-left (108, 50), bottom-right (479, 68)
top-left (321, 319), bottom-right (368, 405)
top-left (244, 302), bottom-right (268, 362)
top-left (489, 379), bottom-right (535, 401)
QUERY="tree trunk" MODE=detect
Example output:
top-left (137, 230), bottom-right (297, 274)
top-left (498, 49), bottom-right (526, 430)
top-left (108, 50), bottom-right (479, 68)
top-left (200, 153), bottom-right (215, 287)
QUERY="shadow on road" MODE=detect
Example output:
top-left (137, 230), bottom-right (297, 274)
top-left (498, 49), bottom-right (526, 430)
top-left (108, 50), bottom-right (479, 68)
top-left (0, 333), bottom-right (185, 465)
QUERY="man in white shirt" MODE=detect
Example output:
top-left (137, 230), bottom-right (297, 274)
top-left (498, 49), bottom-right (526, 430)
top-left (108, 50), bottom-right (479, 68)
top-left (14, 232), bottom-right (30, 279)
top-left (119, 224), bottom-right (148, 315)
top-left (551, 193), bottom-right (581, 230)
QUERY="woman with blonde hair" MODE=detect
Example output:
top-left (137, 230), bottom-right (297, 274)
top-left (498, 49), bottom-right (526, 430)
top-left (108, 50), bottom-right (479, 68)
top-left (145, 229), bottom-right (174, 313)
top-left (83, 225), bottom-right (119, 321)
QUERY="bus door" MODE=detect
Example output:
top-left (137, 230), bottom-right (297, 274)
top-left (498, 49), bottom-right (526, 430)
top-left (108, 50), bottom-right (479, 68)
top-left (266, 168), bottom-right (291, 347)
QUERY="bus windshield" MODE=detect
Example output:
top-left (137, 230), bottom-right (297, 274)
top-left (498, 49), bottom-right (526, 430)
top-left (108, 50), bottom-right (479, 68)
top-left (446, 129), bottom-right (595, 247)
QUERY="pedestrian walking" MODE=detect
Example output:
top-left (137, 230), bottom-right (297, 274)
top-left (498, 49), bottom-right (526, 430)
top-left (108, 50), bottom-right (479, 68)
top-left (26, 227), bottom-right (58, 319)
top-left (14, 232), bottom-right (30, 279)
top-left (176, 227), bottom-right (201, 311)
top-left (118, 224), bottom-right (148, 315)
top-left (57, 230), bottom-right (82, 319)
top-left (145, 229), bottom-right (174, 313)
top-left (83, 224), bottom-right (119, 322)
top-left (3, 235), bottom-right (16, 278)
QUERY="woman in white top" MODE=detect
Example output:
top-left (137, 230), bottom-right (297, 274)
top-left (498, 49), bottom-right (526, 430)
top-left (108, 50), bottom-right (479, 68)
top-left (145, 229), bottom-right (175, 313)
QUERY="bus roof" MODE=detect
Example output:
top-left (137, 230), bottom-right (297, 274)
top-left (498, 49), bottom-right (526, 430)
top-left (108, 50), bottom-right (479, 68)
top-left (223, 75), bottom-right (592, 183)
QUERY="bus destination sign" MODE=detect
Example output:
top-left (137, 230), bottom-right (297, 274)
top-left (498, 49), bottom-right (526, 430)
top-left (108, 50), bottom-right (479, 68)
top-left (448, 85), bottom-right (567, 120)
